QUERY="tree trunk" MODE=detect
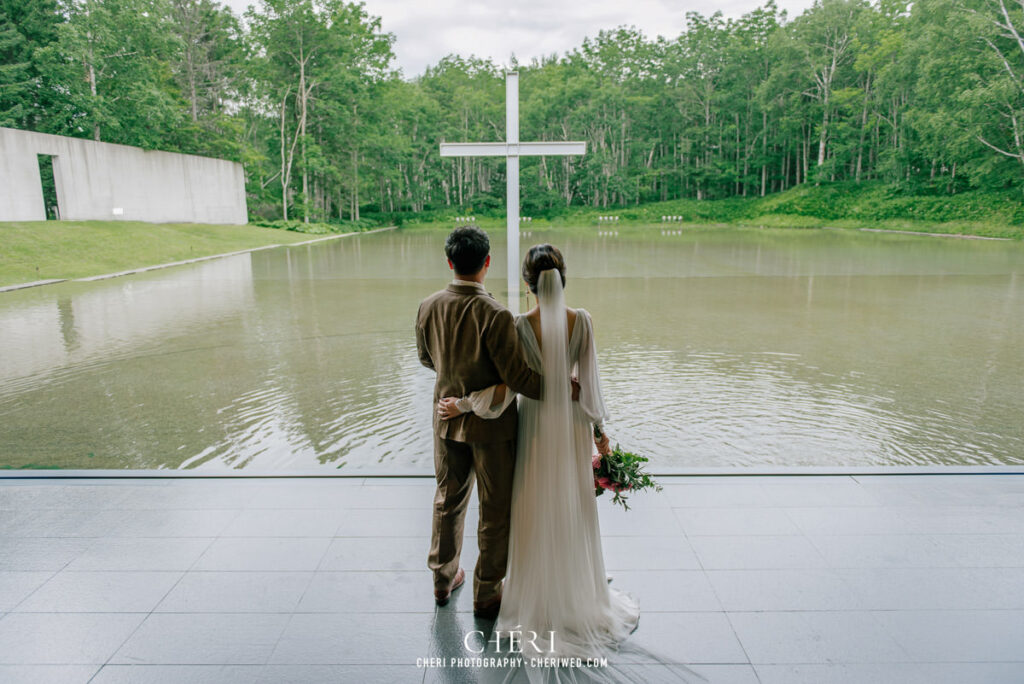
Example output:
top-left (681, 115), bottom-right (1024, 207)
top-left (280, 90), bottom-right (291, 221)
top-left (351, 150), bottom-right (360, 221)
top-left (761, 110), bottom-right (768, 196)
top-left (87, 60), bottom-right (100, 141)
top-left (299, 48), bottom-right (309, 224)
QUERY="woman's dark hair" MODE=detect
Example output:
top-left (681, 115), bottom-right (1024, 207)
top-left (445, 225), bottom-right (490, 275)
top-left (522, 243), bottom-right (566, 294)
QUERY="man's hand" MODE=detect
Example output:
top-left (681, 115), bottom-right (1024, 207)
top-left (437, 397), bottom-right (463, 421)
top-left (571, 376), bottom-right (581, 402)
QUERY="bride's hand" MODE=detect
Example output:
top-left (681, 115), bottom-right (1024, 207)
top-left (594, 431), bottom-right (612, 456)
top-left (437, 397), bottom-right (463, 421)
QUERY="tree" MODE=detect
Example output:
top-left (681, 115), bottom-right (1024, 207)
top-left (37, 0), bottom-right (180, 145)
top-left (9, 0), bottom-right (1024, 218)
top-left (791, 0), bottom-right (866, 180)
top-left (964, 0), bottom-right (1024, 170)
top-left (0, 10), bottom-right (30, 126)
top-left (0, 0), bottom-right (61, 129)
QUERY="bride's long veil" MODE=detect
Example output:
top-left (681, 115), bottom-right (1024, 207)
top-left (497, 269), bottom-right (582, 658)
top-left (528, 268), bottom-right (583, 640)
top-left (484, 270), bottom-right (706, 684)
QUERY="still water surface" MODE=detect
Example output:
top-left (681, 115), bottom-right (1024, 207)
top-left (1, 225), bottom-right (1022, 470)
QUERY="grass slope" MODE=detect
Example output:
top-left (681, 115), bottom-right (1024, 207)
top-left (0, 221), bottom-right (315, 287)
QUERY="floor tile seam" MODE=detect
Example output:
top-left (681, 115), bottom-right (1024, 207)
top-left (690, 555), bottom-right (747, 668)
top-left (3, 534), bottom-right (248, 540)
top-left (717, 610), bottom-right (757, 674)
top-left (207, 508), bottom-right (247, 544)
top-left (747, 659), bottom-right (1024, 668)
top-left (696, 564), bottom-right (992, 571)
top-left (83, 663), bottom-right (105, 684)
top-left (203, 534), bottom-right (353, 539)
top-left (312, 532), bottom-right (349, 573)
top-left (1, 535), bottom-right (105, 608)
top-left (606, 566), bottom-right (703, 571)
top-left (38, 568), bottom-right (435, 574)
top-left (136, 607), bottom-right (1024, 615)
top-left (673, 520), bottom-right (730, 632)
top-left (90, 506), bottom-right (257, 512)
top-left (4, 534), bottom-right (311, 541)
top-left (0, 506), bottom-right (140, 512)
top-left (705, 532), bottom-right (830, 570)
top-left (750, 660), bottom-right (1024, 665)
top-left (270, 608), bottom-right (741, 614)
top-left (682, 530), bottom-right (1023, 537)
top-left (722, 608), bottom-right (1024, 614)
top-left (2, 567), bottom-right (61, 615)
top-left (262, 609), bottom-right (441, 670)
top-left (238, 505), bottom-right (446, 510)
top-left (856, 608), bottom-right (915, 662)
top-left (54, 570), bottom-right (323, 574)
top-left (2, 609), bottom-right (452, 615)
top-left (5, 472), bottom-right (1021, 481)
top-left (0, 660), bottom-right (108, 668)
top-left (16, 606), bottom-right (1024, 615)
top-left (95, 548), bottom-right (206, 673)
top-left (266, 533), bottom-right (351, 664)
top-left (260, 610), bottom-right (300, 668)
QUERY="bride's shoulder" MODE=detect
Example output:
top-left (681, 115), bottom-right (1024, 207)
top-left (577, 308), bottom-right (597, 338)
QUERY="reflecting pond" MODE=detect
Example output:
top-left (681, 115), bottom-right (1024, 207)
top-left (1, 225), bottom-right (1022, 470)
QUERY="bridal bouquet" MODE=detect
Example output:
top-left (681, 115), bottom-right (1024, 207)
top-left (591, 425), bottom-right (662, 511)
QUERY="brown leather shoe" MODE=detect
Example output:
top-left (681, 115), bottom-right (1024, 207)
top-left (434, 567), bottom-right (465, 607)
top-left (473, 594), bottom-right (502, 620)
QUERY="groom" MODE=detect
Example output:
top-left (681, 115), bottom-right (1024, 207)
top-left (415, 225), bottom-right (542, 620)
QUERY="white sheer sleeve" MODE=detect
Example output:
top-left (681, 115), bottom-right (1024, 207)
top-left (576, 309), bottom-right (609, 427)
top-left (455, 384), bottom-right (518, 420)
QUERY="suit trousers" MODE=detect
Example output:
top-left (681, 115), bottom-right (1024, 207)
top-left (428, 434), bottom-right (516, 604)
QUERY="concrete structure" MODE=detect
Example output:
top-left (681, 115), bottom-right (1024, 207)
top-left (0, 473), bottom-right (1022, 683)
top-left (0, 127), bottom-right (247, 224)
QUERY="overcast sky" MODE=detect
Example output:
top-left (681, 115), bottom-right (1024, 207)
top-left (223, 0), bottom-right (818, 78)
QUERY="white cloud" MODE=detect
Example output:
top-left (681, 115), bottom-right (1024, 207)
top-left (223, 0), bottom-right (817, 78)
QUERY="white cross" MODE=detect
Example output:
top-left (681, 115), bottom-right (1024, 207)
top-left (440, 71), bottom-right (586, 314)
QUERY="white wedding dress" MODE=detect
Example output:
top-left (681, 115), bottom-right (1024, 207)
top-left (458, 270), bottom-right (642, 682)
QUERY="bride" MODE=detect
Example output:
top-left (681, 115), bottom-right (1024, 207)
top-left (437, 243), bottom-right (640, 669)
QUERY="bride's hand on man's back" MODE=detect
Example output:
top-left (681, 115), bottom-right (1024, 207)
top-left (437, 397), bottom-right (462, 420)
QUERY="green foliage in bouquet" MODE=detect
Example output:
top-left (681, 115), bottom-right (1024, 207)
top-left (592, 425), bottom-right (663, 511)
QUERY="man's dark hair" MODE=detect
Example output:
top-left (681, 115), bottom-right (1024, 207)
top-left (445, 225), bottom-right (490, 275)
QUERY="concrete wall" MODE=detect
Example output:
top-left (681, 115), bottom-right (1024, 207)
top-left (0, 127), bottom-right (247, 224)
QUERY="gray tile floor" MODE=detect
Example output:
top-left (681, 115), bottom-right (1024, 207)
top-left (0, 474), bottom-right (1022, 683)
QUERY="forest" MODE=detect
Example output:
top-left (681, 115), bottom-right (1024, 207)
top-left (2, 0), bottom-right (1024, 225)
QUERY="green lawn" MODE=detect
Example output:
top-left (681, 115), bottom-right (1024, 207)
top-left (400, 182), bottom-right (1024, 240)
top-left (3, 191), bottom-right (1020, 289)
top-left (404, 214), bottom-right (1024, 240)
top-left (0, 221), bottom-right (316, 287)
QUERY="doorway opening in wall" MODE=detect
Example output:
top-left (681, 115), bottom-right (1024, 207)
top-left (37, 154), bottom-right (60, 220)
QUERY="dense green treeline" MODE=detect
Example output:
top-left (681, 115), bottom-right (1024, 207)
top-left (2, 0), bottom-right (1024, 225)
